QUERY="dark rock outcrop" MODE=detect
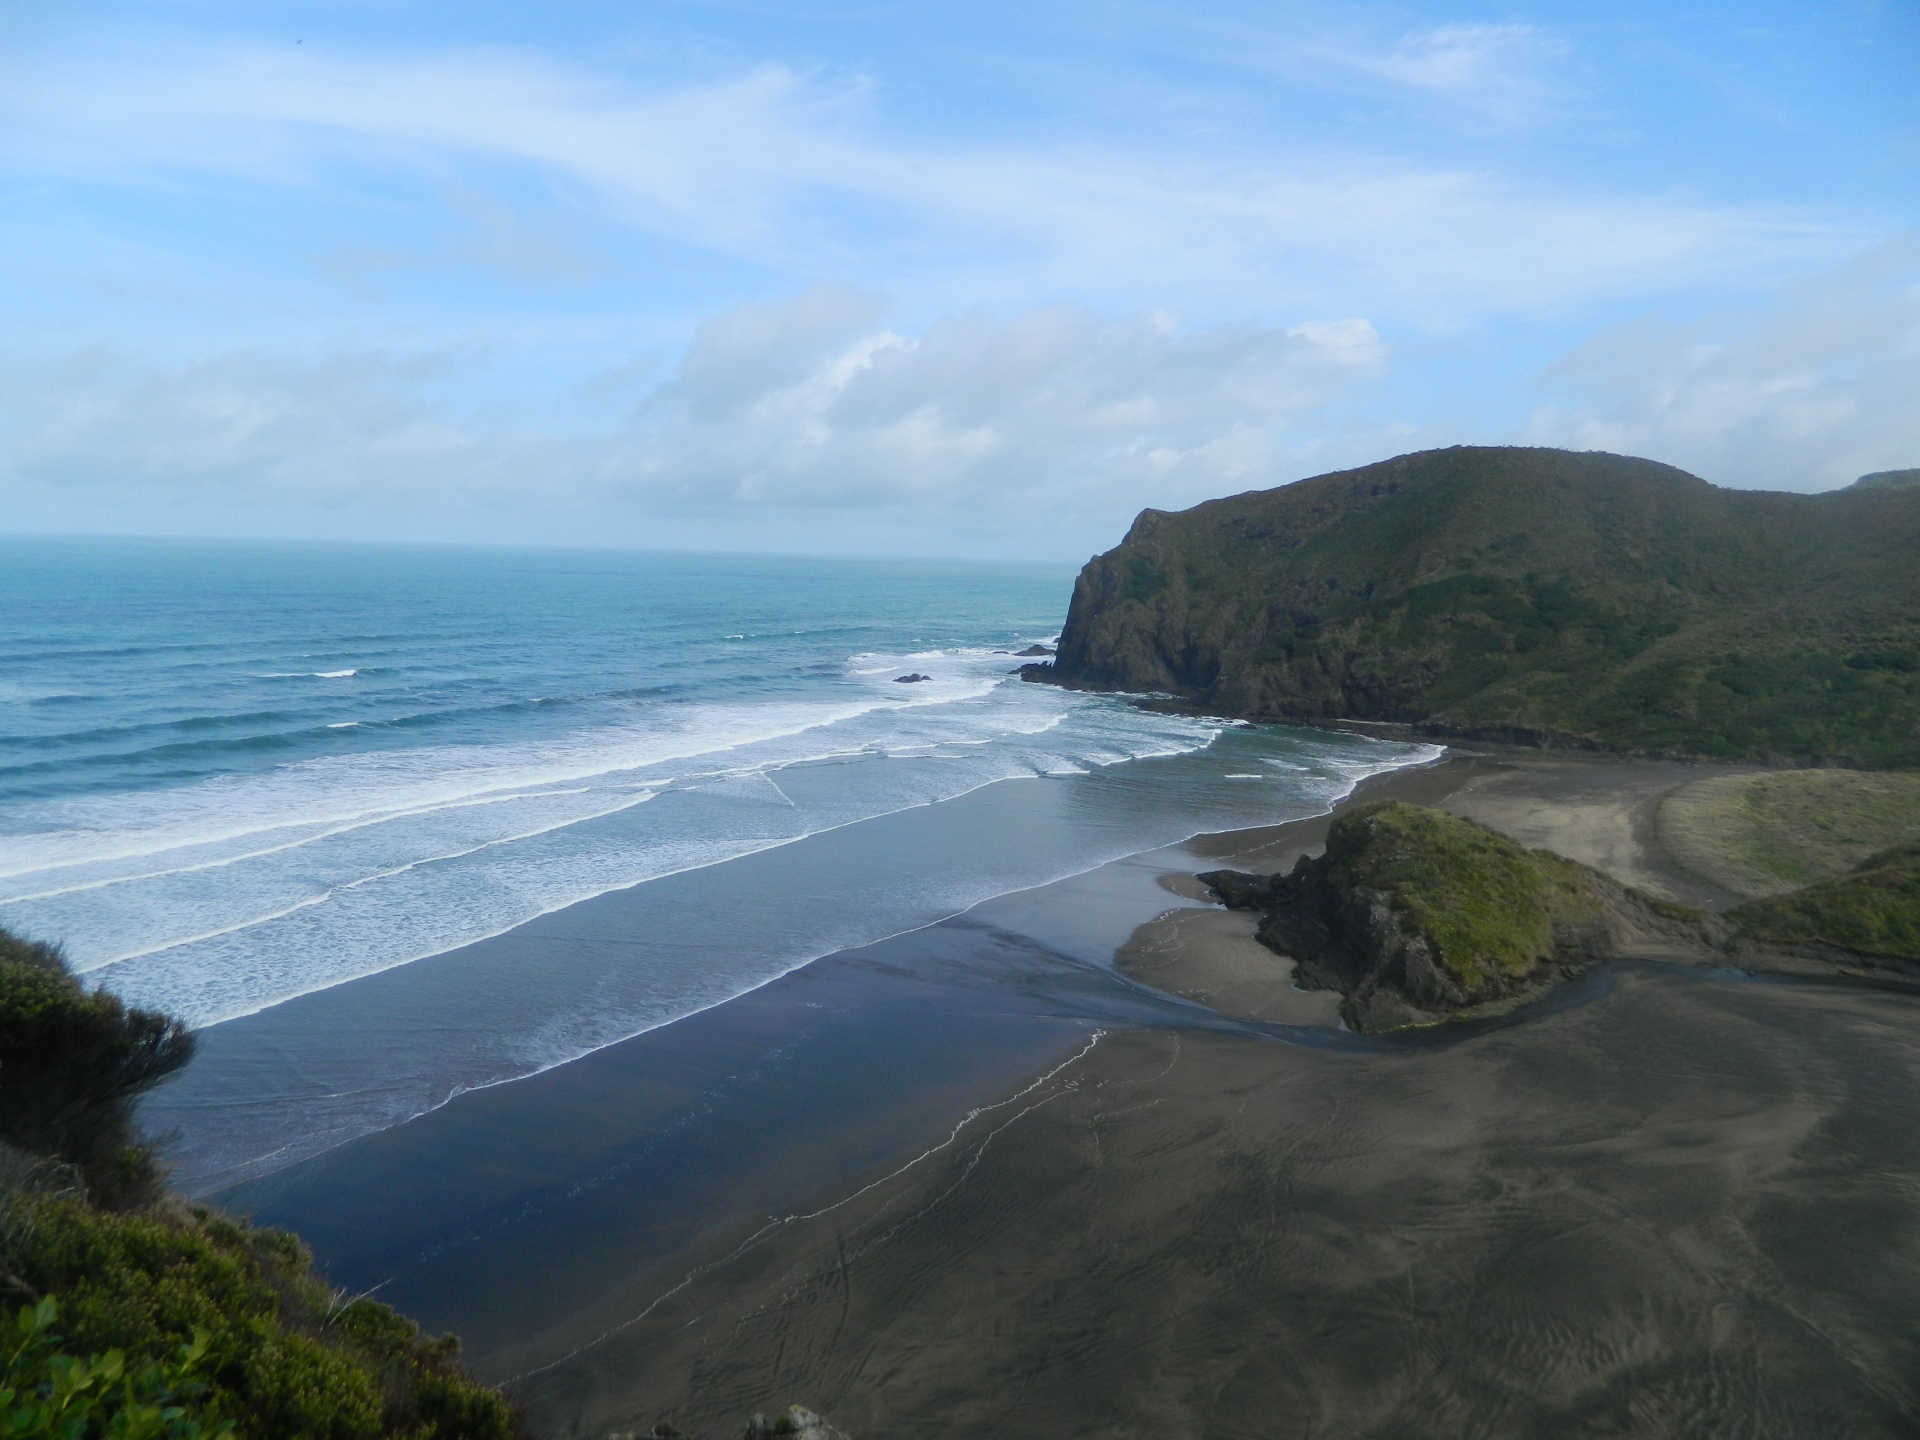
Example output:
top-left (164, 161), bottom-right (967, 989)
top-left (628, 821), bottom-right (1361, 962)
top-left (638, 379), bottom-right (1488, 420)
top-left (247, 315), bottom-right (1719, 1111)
top-left (893, 673), bottom-right (932, 683)
top-left (1200, 802), bottom-right (1720, 1032)
top-left (742, 1406), bottom-right (850, 1439)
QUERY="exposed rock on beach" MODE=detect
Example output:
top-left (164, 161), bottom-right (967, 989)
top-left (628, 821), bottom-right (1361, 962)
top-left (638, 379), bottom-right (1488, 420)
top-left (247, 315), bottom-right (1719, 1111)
top-left (1200, 800), bottom-right (1720, 1031)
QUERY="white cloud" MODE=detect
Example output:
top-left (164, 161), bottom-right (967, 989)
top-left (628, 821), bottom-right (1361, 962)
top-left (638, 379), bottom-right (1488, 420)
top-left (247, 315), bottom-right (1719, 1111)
top-left (603, 288), bottom-right (1387, 514)
top-left (0, 348), bottom-right (479, 496)
top-left (3, 39), bottom-right (1845, 320)
top-left (1301, 22), bottom-right (1575, 126)
top-left (1525, 241), bottom-right (1920, 490)
top-left (0, 293), bottom-right (1387, 542)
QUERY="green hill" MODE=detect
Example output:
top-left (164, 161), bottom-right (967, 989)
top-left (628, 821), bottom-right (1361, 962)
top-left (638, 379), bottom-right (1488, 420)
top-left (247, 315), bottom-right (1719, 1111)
top-left (1043, 446), bottom-right (1920, 766)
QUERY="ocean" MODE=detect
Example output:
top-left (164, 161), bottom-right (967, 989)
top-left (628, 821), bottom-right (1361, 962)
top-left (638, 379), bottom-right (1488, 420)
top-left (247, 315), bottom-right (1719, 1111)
top-left (0, 536), bottom-right (1437, 1188)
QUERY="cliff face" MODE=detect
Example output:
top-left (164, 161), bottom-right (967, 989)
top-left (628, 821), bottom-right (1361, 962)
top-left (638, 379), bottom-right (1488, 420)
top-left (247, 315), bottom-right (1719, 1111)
top-left (1048, 446), bottom-right (1920, 766)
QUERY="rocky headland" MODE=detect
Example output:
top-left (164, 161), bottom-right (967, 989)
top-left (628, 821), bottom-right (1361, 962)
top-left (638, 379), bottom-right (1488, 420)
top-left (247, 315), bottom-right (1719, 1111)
top-left (1029, 445), bottom-right (1920, 767)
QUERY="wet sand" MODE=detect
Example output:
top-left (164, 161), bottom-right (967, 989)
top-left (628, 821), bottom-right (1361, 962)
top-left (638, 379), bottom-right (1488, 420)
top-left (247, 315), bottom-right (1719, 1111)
top-left (522, 972), bottom-right (1920, 1438)
top-left (1117, 905), bottom-right (1343, 1026)
top-left (221, 744), bottom-right (1920, 1437)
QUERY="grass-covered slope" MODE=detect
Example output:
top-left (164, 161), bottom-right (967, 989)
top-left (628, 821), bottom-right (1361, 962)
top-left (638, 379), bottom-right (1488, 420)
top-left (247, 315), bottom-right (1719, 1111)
top-left (1658, 770), bottom-right (1920, 899)
top-left (0, 928), bottom-right (525, 1439)
top-left (1047, 446), bottom-right (1920, 766)
top-left (1853, 468), bottom-right (1920, 492)
top-left (1317, 801), bottom-right (1612, 997)
top-left (1729, 843), bottom-right (1920, 962)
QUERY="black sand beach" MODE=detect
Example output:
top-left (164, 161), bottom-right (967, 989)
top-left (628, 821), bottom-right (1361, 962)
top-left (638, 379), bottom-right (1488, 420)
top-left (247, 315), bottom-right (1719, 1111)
top-left (217, 747), bottom-right (1920, 1438)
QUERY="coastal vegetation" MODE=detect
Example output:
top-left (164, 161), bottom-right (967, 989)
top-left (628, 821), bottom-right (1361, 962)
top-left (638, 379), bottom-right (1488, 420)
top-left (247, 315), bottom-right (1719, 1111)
top-left (0, 928), bottom-right (525, 1439)
top-left (1658, 769), bottom-right (1920, 897)
top-left (1039, 446), bottom-right (1920, 766)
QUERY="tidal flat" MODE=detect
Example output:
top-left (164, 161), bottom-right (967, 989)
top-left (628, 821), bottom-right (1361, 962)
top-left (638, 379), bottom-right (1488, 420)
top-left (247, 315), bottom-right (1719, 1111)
top-left (224, 749), bottom-right (1920, 1438)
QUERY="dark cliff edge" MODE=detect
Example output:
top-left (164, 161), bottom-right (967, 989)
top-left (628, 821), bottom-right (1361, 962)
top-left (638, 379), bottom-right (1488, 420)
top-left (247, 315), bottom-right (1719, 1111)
top-left (1033, 445), bottom-right (1920, 767)
top-left (1201, 803), bottom-right (1920, 1033)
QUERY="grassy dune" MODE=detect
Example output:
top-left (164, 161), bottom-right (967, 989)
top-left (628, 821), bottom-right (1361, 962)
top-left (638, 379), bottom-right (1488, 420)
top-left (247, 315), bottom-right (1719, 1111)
top-left (1730, 843), bottom-right (1920, 962)
top-left (1658, 770), bottom-right (1920, 899)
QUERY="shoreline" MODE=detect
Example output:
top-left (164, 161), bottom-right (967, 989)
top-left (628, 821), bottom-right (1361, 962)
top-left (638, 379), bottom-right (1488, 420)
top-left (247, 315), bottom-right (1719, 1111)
top-left (214, 739), bottom-right (1920, 1438)
top-left (154, 719), bottom-right (1432, 1197)
top-left (482, 743), bottom-right (1920, 1438)
top-left (530, 969), bottom-right (1920, 1438)
top-left (209, 738), bottom-right (1462, 1359)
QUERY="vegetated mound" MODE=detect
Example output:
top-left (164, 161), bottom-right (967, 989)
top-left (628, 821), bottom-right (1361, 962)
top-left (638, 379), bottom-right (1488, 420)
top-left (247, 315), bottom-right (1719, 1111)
top-left (1200, 802), bottom-right (1715, 1033)
top-left (0, 927), bottom-right (526, 1439)
top-left (1658, 769), bottom-right (1920, 899)
top-left (1039, 446), bottom-right (1920, 766)
top-left (1729, 842), bottom-right (1920, 963)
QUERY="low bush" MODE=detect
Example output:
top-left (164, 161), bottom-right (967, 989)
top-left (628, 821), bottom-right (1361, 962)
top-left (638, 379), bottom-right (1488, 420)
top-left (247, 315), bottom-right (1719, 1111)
top-left (0, 924), bottom-right (528, 1438)
top-left (1, 1296), bottom-right (232, 1439)
top-left (0, 1194), bottom-right (521, 1439)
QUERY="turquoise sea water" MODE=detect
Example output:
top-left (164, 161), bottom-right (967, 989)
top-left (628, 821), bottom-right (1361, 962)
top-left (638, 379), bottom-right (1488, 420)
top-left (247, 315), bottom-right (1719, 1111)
top-left (0, 537), bottom-right (1437, 1184)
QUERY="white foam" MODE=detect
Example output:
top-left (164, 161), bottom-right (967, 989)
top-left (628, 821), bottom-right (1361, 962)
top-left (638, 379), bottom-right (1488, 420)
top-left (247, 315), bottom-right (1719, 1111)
top-left (3, 652), bottom-right (1240, 1027)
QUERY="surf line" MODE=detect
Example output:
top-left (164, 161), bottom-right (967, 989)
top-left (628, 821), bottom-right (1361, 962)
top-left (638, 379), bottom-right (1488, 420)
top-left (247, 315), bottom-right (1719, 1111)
top-left (500, 1028), bottom-right (1108, 1391)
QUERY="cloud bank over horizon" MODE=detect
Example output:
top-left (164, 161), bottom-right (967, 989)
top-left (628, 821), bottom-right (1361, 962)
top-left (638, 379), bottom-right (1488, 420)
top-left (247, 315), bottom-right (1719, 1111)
top-left (1, 1), bottom-right (1915, 558)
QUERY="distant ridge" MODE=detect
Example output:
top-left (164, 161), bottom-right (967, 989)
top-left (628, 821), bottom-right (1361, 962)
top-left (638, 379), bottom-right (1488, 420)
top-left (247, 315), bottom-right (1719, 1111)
top-left (1040, 446), bottom-right (1920, 767)
top-left (1852, 468), bottom-right (1920, 491)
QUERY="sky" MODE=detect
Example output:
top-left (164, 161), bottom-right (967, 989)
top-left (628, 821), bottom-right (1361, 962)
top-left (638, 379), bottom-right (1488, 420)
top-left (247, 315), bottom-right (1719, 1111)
top-left (1, 0), bottom-right (1916, 561)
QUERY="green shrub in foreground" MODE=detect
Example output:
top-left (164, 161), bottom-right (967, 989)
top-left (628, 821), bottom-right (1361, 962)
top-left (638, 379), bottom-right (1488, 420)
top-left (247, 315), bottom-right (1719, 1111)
top-left (0, 1296), bottom-right (232, 1439)
top-left (0, 919), bottom-right (526, 1440)
top-left (0, 1195), bottom-right (520, 1440)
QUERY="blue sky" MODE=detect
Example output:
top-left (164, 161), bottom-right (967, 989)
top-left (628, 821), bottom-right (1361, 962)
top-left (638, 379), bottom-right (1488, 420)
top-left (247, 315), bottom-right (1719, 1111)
top-left (1, 0), bottom-right (1916, 559)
